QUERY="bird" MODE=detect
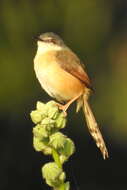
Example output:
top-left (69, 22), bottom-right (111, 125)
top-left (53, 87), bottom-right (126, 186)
top-left (34, 32), bottom-right (109, 159)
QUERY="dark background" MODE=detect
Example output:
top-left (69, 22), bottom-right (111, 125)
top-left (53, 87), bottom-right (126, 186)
top-left (1, 0), bottom-right (127, 189)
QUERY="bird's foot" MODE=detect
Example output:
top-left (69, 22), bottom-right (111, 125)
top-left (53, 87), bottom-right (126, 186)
top-left (56, 103), bottom-right (67, 117)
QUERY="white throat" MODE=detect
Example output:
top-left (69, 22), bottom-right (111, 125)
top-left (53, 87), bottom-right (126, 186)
top-left (36, 41), bottom-right (63, 55)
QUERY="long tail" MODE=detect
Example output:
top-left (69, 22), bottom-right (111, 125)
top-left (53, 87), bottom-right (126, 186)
top-left (83, 95), bottom-right (109, 159)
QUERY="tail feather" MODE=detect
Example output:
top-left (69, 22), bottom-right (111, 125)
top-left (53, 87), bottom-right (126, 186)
top-left (83, 97), bottom-right (109, 159)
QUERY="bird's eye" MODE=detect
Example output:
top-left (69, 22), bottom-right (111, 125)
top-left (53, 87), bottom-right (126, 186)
top-left (43, 38), bottom-right (57, 44)
top-left (48, 39), bottom-right (56, 44)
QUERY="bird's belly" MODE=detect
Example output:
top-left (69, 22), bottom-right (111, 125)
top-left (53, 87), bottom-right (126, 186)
top-left (34, 61), bottom-right (84, 102)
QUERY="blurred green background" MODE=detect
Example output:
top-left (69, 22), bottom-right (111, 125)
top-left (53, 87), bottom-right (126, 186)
top-left (1, 0), bottom-right (127, 189)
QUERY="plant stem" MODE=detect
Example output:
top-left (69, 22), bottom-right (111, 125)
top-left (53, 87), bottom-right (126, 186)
top-left (52, 149), bottom-right (65, 190)
top-left (52, 148), bottom-right (62, 169)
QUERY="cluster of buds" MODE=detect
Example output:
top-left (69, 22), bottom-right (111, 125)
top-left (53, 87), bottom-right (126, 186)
top-left (30, 101), bottom-right (75, 190)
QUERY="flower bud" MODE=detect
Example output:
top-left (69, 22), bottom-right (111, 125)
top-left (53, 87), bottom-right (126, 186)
top-left (59, 138), bottom-right (75, 163)
top-left (41, 117), bottom-right (55, 131)
top-left (42, 162), bottom-right (66, 187)
top-left (55, 112), bottom-right (67, 129)
top-left (46, 101), bottom-right (59, 119)
top-left (30, 110), bottom-right (42, 124)
top-left (33, 137), bottom-right (52, 155)
top-left (33, 124), bottom-right (49, 139)
top-left (49, 132), bottom-right (66, 149)
top-left (36, 101), bottom-right (45, 111)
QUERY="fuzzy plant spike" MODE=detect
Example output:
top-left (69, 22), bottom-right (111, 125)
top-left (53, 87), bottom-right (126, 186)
top-left (30, 101), bottom-right (75, 190)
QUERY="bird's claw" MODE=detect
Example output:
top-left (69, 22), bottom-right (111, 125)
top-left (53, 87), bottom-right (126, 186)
top-left (56, 103), bottom-right (67, 117)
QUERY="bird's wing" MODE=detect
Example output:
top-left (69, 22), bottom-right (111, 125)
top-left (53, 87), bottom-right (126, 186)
top-left (56, 49), bottom-right (92, 90)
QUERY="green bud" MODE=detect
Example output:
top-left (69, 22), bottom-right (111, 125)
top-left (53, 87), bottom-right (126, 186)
top-left (36, 101), bottom-right (45, 111)
top-left (45, 101), bottom-right (59, 119)
top-left (33, 137), bottom-right (52, 155)
top-left (36, 101), bottom-right (49, 117)
top-left (48, 106), bottom-right (59, 119)
top-left (64, 138), bottom-right (75, 156)
top-left (49, 132), bottom-right (66, 149)
top-left (30, 110), bottom-right (42, 124)
top-left (33, 124), bottom-right (49, 139)
top-left (55, 112), bottom-right (67, 129)
top-left (59, 138), bottom-right (75, 163)
top-left (41, 117), bottom-right (55, 131)
top-left (41, 117), bottom-right (55, 125)
top-left (42, 162), bottom-right (66, 187)
top-left (33, 137), bottom-right (45, 151)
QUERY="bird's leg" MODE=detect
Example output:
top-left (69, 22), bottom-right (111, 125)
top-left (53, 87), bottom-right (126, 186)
top-left (57, 93), bottom-right (82, 116)
top-left (56, 103), bottom-right (67, 116)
